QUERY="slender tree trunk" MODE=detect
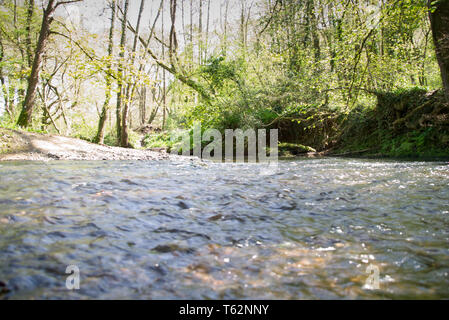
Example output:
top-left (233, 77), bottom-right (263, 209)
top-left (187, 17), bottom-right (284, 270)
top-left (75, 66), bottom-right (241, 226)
top-left (139, 86), bottom-right (146, 125)
top-left (14, 0), bottom-right (27, 109)
top-left (309, 0), bottom-right (320, 62)
top-left (169, 0), bottom-right (178, 63)
top-left (130, 0), bottom-right (163, 130)
top-left (199, 0), bottom-right (203, 64)
top-left (121, 0), bottom-right (145, 147)
top-left (162, 0), bottom-right (167, 129)
top-left (181, 0), bottom-right (186, 46)
top-left (17, 0), bottom-right (57, 128)
top-left (148, 85), bottom-right (159, 124)
top-left (95, 0), bottom-right (116, 144)
top-left (17, 0), bottom-right (35, 112)
top-left (26, 0), bottom-right (35, 68)
top-left (205, 0), bottom-right (210, 60)
top-left (223, 0), bottom-right (229, 55)
top-left (429, 0), bottom-right (449, 100)
top-left (240, 0), bottom-right (245, 50)
top-left (0, 36), bottom-right (13, 120)
top-left (116, 0), bottom-right (129, 144)
top-left (189, 0), bottom-right (194, 72)
top-left (13, 0), bottom-right (17, 27)
top-left (190, 0), bottom-right (193, 46)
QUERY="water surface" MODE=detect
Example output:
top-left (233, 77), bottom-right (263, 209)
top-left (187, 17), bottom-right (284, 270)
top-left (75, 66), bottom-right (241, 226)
top-left (0, 158), bottom-right (448, 299)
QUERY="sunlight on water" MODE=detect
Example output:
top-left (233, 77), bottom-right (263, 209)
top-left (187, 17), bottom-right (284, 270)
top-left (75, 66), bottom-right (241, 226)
top-left (0, 159), bottom-right (448, 299)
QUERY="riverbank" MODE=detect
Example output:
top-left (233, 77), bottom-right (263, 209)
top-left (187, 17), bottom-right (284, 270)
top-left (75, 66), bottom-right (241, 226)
top-left (330, 88), bottom-right (449, 158)
top-left (2, 126), bottom-right (447, 162)
top-left (0, 128), bottom-right (181, 161)
top-left (138, 88), bottom-right (449, 160)
top-left (3, 86), bottom-right (449, 162)
top-left (267, 88), bottom-right (449, 159)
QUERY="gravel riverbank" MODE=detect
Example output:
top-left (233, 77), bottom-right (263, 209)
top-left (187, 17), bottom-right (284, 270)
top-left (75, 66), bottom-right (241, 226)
top-left (0, 128), bottom-right (183, 161)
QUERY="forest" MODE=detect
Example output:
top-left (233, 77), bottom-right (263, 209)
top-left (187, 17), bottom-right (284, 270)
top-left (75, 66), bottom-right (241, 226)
top-left (0, 0), bottom-right (449, 158)
top-left (2, 0), bottom-right (449, 301)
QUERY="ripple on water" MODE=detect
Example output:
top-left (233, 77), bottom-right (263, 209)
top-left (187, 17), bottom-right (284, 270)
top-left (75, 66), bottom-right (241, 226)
top-left (0, 159), bottom-right (448, 299)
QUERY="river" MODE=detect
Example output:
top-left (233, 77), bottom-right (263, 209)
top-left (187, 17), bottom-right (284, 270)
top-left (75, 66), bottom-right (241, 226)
top-left (0, 158), bottom-right (448, 299)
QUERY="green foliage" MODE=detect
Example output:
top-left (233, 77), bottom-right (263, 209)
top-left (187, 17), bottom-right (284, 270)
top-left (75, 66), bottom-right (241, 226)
top-left (142, 132), bottom-right (178, 153)
top-left (0, 117), bottom-right (47, 134)
top-left (200, 56), bottom-right (238, 91)
top-left (373, 86), bottom-right (427, 132)
top-left (380, 127), bottom-right (448, 158)
top-left (127, 130), bottom-right (142, 149)
top-left (1, 0), bottom-right (446, 159)
top-left (103, 131), bottom-right (118, 147)
top-left (72, 123), bottom-right (97, 143)
top-left (337, 88), bottom-right (449, 158)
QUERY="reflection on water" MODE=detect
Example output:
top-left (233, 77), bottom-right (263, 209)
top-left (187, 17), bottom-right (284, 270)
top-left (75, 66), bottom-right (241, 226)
top-left (0, 158), bottom-right (448, 299)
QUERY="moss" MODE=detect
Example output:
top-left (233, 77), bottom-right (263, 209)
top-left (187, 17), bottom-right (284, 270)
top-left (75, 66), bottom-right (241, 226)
top-left (333, 88), bottom-right (449, 159)
top-left (278, 143), bottom-right (316, 155)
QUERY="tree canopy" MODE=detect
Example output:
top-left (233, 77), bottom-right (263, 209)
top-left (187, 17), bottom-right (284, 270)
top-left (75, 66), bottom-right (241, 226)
top-left (0, 0), bottom-right (448, 154)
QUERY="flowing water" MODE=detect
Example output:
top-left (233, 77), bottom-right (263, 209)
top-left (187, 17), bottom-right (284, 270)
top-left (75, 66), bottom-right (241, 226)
top-left (0, 158), bottom-right (448, 299)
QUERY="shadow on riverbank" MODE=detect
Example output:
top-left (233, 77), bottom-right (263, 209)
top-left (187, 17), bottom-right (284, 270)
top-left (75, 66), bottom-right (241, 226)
top-left (0, 128), bottom-right (182, 161)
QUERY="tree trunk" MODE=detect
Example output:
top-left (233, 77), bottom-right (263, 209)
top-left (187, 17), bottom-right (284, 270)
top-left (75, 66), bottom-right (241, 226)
top-left (121, 0), bottom-right (145, 148)
top-left (205, 0), bottom-right (210, 60)
top-left (429, 0), bottom-right (449, 100)
top-left (0, 36), bottom-right (13, 120)
top-left (95, 0), bottom-right (116, 144)
top-left (223, 0), bottom-right (229, 55)
top-left (240, 0), bottom-right (245, 50)
top-left (17, 0), bottom-right (57, 128)
top-left (26, 0), bottom-right (35, 68)
top-left (199, 0), bottom-right (203, 64)
top-left (162, 0), bottom-right (167, 129)
top-left (139, 86), bottom-right (146, 125)
top-left (309, 0), bottom-right (320, 62)
top-left (116, 0), bottom-right (129, 144)
top-left (181, 0), bottom-right (186, 45)
top-left (190, 0), bottom-right (193, 46)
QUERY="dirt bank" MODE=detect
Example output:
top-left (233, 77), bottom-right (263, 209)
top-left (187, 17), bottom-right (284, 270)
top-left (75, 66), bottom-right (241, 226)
top-left (0, 128), bottom-right (183, 161)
